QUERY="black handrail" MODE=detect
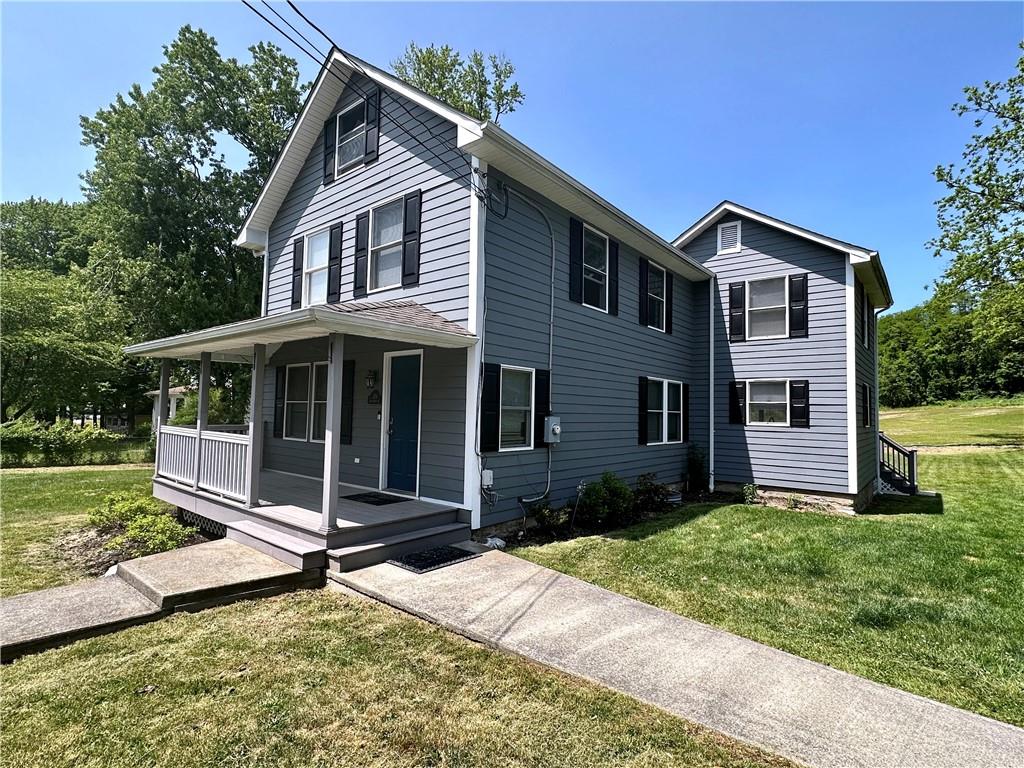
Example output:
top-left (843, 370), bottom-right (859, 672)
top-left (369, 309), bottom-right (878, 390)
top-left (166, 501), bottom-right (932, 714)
top-left (879, 432), bottom-right (918, 494)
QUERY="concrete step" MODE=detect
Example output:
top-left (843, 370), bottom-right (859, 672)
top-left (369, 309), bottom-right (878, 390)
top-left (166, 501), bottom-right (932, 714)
top-left (225, 520), bottom-right (327, 570)
top-left (329, 507), bottom-right (460, 548)
top-left (327, 522), bottom-right (471, 573)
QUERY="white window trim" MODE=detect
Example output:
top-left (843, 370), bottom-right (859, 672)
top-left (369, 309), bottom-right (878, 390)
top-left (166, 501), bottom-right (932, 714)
top-left (310, 362), bottom-right (328, 444)
top-left (717, 220), bottom-right (742, 255)
top-left (334, 98), bottom-right (367, 177)
top-left (747, 379), bottom-right (790, 427)
top-left (303, 228), bottom-right (331, 308)
top-left (746, 275), bottom-right (790, 340)
top-left (283, 363), bottom-right (312, 442)
top-left (647, 261), bottom-right (667, 332)
top-left (645, 377), bottom-right (684, 446)
top-left (581, 223), bottom-right (610, 314)
top-left (367, 194), bottom-right (405, 294)
top-left (498, 365), bottom-right (535, 452)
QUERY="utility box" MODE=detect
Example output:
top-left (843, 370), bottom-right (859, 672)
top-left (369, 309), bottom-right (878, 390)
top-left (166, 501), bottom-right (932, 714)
top-left (481, 469), bottom-right (494, 488)
top-left (543, 416), bottom-right (562, 444)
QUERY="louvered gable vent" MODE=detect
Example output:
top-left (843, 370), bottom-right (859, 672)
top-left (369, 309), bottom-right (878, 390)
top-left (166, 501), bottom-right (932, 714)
top-left (718, 221), bottom-right (741, 254)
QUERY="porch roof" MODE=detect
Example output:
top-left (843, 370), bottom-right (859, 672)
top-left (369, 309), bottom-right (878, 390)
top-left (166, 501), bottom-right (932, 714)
top-left (124, 300), bottom-right (477, 362)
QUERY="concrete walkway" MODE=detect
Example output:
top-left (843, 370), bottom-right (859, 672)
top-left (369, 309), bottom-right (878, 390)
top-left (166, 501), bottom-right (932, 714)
top-left (334, 550), bottom-right (1024, 768)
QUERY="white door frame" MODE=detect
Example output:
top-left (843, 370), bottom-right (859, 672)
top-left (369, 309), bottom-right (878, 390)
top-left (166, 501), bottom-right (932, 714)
top-left (378, 349), bottom-right (424, 498)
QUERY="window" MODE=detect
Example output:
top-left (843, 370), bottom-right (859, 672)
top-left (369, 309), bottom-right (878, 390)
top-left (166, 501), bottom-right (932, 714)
top-left (499, 366), bottom-right (534, 451)
top-left (303, 230), bottom-right (330, 307)
top-left (646, 378), bottom-right (683, 445)
top-left (335, 100), bottom-right (366, 174)
top-left (748, 381), bottom-right (789, 425)
top-left (369, 198), bottom-right (404, 291)
top-left (311, 363), bottom-right (328, 442)
top-left (718, 221), bottom-right (741, 254)
top-left (746, 277), bottom-right (788, 339)
top-left (284, 364), bottom-right (311, 440)
top-left (582, 224), bottom-right (609, 312)
top-left (647, 262), bottom-right (666, 331)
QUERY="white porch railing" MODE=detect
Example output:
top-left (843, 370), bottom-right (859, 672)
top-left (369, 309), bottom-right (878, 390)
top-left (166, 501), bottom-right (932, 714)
top-left (156, 425), bottom-right (250, 502)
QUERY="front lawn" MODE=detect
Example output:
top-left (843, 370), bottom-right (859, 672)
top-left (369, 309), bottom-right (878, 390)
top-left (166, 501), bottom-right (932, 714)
top-left (0, 589), bottom-right (791, 768)
top-left (515, 449), bottom-right (1024, 726)
top-left (879, 396), bottom-right (1023, 446)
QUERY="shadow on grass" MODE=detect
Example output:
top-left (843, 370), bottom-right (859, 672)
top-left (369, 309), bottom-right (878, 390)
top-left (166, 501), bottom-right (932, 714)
top-left (969, 433), bottom-right (1024, 445)
top-left (600, 501), bottom-right (734, 542)
top-left (866, 492), bottom-right (944, 516)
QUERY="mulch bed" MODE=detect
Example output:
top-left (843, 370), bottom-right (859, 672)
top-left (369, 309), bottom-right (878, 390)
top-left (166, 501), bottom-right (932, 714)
top-left (29, 526), bottom-right (211, 578)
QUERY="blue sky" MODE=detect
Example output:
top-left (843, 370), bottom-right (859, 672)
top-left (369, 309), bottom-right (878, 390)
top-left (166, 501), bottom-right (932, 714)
top-left (2, 2), bottom-right (1020, 312)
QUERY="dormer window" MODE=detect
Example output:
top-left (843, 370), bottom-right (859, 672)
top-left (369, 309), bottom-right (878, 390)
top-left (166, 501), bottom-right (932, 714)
top-left (336, 99), bottom-right (367, 175)
top-left (717, 221), bottom-right (741, 254)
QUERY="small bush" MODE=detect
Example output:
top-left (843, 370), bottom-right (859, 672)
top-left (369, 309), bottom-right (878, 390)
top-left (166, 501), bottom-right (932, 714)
top-left (533, 503), bottom-right (570, 535)
top-left (787, 494), bottom-right (800, 510)
top-left (742, 483), bottom-right (759, 505)
top-left (575, 472), bottom-right (636, 530)
top-left (107, 514), bottom-right (196, 558)
top-left (89, 491), bottom-right (164, 532)
top-left (687, 446), bottom-right (709, 493)
top-left (0, 419), bottom-right (129, 467)
top-left (634, 473), bottom-right (673, 518)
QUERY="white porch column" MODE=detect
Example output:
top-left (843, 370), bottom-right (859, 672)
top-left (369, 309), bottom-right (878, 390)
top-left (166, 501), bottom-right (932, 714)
top-left (320, 333), bottom-right (345, 533)
top-left (245, 344), bottom-right (266, 507)
top-left (192, 352), bottom-right (211, 489)
top-left (154, 359), bottom-right (171, 477)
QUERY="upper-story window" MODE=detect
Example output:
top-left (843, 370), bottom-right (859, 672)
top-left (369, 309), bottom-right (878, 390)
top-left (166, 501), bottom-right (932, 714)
top-left (369, 198), bottom-right (405, 291)
top-left (746, 276), bottom-right (788, 339)
top-left (304, 229), bottom-right (330, 306)
top-left (336, 99), bottom-right (367, 175)
top-left (647, 262), bottom-right (666, 332)
top-left (583, 224), bottom-right (609, 312)
top-left (717, 221), bottom-right (741, 254)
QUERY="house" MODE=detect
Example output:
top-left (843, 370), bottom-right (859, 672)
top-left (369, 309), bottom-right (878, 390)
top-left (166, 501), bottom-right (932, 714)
top-left (125, 46), bottom-right (902, 573)
top-left (145, 386), bottom-right (188, 433)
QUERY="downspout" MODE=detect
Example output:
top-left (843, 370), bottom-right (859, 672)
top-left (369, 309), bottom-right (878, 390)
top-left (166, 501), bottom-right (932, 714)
top-left (708, 277), bottom-right (716, 491)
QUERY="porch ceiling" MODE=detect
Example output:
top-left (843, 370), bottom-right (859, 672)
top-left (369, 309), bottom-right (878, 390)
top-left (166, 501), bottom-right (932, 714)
top-left (124, 300), bottom-right (477, 362)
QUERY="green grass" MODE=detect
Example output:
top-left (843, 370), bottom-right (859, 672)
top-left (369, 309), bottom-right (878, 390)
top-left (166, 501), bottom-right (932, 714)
top-left (0, 467), bottom-right (155, 596)
top-left (879, 396), bottom-right (1023, 446)
top-left (516, 449), bottom-right (1024, 726)
top-left (0, 590), bottom-right (791, 768)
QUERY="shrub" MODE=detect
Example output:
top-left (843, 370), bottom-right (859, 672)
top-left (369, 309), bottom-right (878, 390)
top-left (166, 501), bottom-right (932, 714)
top-left (0, 419), bottom-right (124, 467)
top-left (106, 514), bottom-right (196, 558)
top-left (633, 473), bottom-right (673, 518)
top-left (787, 494), bottom-right (800, 510)
top-left (687, 446), bottom-right (709, 493)
top-left (533, 503), bottom-right (570, 535)
top-left (742, 483), bottom-right (759, 505)
top-left (0, 419), bottom-right (44, 466)
top-left (575, 472), bottom-right (636, 530)
top-left (89, 491), bottom-right (165, 532)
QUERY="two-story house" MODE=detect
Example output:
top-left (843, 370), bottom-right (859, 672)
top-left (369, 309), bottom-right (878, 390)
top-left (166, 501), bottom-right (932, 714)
top-left (126, 46), bottom-right (896, 574)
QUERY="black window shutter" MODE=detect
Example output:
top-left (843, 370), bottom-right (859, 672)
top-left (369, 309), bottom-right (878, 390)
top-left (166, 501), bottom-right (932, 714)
top-left (364, 87), bottom-right (380, 164)
top-left (327, 223), bottom-right (343, 304)
top-left (480, 363), bottom-right (501, 452)
top-left (340, 360), bottom-right (355, 445)
top-left (638, 376), bottom-right (648, 445)
top-left (401, 189), bottom-right (422, 287)
top-left (791, 380), bottom-right (810, 428)
top-left (322, 116), bottom-right (337, 185)
top-left (729, 381), bottom-right (746, 424)
top-left (638, 258), bottom-right (649, 326)
top-left (789, 274), bottom-right (808, 338)
top-left (353, 212), bottom-right (369, 298)
top-left (729, 283), bottom-right (745, 341)
top-left (291, 238), bottom-right (304, 310)
top-left (683, 382), bottom-right (690, 442)
top-left (569, 218), bottom-right (583, 304)
top-left (665, 272), bottom-right (674, 335)
top-left (861, 384), bottom-right (869, 427)
top-left (533, 369), bottom-right (550, 448)
top-left (273, 366), bottom-right (286, 438)
top-left (608, 239), bottom-right (619, 316)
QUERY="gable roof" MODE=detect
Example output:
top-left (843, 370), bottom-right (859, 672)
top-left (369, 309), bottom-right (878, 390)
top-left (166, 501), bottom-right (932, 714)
top-left (673, 201), bottom-right (893, 309)
top-left (236, 47), bottom-right (712, 282)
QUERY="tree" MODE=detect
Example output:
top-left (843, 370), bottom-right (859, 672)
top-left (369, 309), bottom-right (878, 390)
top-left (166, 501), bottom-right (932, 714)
top-left (0, 198), bottom-right (93, 274)
top-left (392, 43), bottom-right (524, 124)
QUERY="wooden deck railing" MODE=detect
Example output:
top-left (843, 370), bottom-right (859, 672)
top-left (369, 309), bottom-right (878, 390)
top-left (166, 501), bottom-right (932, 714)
top-left (879, 431), bottom-right (918, 494)
top-left (156, 425), bottom-right (250, 502)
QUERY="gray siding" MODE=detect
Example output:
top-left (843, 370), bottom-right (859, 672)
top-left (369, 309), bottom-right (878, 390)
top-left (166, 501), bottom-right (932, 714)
top-left (481, 170), bottom-right (710, 527)
top-left (261, 337), bottom-right (466, 506)
top-left (856, 280), bottom-right (878, 491)
top-left (687, 216), bottom-right (850, 494)
top-left (265, 73), bottom-right (472, 325)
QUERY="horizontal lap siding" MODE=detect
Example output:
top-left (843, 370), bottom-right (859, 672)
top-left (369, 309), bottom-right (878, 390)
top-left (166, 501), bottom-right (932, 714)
top-left (265, 74), bottom-right (471, 325)
top-left (856, 283), bottom-right (878, 491)
top-left (687, 217), bottom-right (850, 494)
top-left (481, 170), bottom-right (710, 527)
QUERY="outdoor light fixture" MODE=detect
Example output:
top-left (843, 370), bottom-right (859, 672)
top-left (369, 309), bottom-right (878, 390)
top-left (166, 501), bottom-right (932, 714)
top-left (365, 370), bottom-right (378, 390)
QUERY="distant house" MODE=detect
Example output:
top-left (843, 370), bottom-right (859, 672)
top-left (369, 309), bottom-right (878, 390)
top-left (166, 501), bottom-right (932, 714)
top-left (124, 45), bottom-right (905, 576)
top-left (145, 386), bottom-right (187, 432)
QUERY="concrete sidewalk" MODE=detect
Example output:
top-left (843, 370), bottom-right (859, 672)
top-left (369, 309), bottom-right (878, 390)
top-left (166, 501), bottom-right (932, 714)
top-left (335, 550), bottom-right (1024, 768)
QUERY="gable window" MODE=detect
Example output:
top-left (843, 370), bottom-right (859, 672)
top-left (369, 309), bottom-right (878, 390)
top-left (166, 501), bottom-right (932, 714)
top-left (747, 380), bottom-right (789, 425)
top-left (582, 224), bottom-right (609, 312)
top-left (284, 364), bottom-right (311, 441)
top-left (717, 221), bottom-right (741, 254)
top-left (311, 363), bottom-right (328, 442)
top-left (746, 277), bottom-right (788, 339)
top-left (499, 366), bottom-right (534, 451)
top-left (335, 99), bottom-right (367, 175)
top-left (303, 230), bottom-right (330, 307)
top-left (647, 262), bottom-right (666, 332)
top-left (369, 198), bottom-right (405, 291)
top-left (645, 378), bottom-right (683, 445)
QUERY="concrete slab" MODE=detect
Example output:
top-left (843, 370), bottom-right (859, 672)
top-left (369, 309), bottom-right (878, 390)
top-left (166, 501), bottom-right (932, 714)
top-left (0, 577), bottom-right (161, 661)
top-left (335, 551), bottom-right (1024, 768)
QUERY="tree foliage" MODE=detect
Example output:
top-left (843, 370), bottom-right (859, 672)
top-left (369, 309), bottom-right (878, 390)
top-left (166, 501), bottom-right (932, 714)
top-left (392, 42), bottom-right (524, 124)
top-left (0, 198), bottom-right (93, 274)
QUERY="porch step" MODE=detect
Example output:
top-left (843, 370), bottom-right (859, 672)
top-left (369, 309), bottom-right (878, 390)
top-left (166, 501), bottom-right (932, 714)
top-left (225, 520), bottom-right (327, 570)
top-left (327, 522), bottom-right (471, 573)
top-left (332, 507), bottom-right (460, 547)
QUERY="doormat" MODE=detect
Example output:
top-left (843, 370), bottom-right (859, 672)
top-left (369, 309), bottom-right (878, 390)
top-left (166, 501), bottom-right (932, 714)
top-left (343, 492), bottom-right (406, 506)
top-left (388, 545), bottom-right (480, 574)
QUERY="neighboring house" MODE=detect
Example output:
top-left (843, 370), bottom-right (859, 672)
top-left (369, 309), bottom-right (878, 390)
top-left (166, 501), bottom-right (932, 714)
top-left (125, 46), bottom-right (900, 574)
top-left (145, 386), bottom-right (188, 432)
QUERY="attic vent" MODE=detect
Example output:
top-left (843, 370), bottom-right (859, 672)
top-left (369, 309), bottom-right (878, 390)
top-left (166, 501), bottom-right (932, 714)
top-left (717, 221), bottom-right (741, 254)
